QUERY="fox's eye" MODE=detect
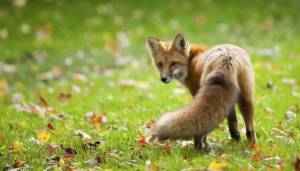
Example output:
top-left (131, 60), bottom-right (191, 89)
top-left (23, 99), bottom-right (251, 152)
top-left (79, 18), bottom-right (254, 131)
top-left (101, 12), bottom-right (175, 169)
top-left (170, 61), bottom-right (179, 67)
top-left (156, 62), bottom-right (162, 68)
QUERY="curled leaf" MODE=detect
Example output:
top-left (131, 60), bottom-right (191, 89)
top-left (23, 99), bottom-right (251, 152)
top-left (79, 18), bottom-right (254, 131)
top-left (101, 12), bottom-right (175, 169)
top-left (73, 130), bottom-right (92, 142)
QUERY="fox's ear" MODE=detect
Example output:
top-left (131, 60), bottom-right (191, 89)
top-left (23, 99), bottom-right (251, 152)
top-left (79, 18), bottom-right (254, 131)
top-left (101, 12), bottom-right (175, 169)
top-left (146, 36), bottom-right (163, 56)
top-left (172, 33), bottom-right (189, 56)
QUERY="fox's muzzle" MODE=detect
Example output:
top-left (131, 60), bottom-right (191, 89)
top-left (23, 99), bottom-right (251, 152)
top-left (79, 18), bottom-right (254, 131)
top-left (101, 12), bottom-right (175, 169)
top-left (161, 77), bottom-right (168, 83)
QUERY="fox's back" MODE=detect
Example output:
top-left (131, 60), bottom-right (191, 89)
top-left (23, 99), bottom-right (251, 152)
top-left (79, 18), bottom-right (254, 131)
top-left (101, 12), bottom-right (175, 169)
top-left (200, 44), bottom-right (252, 73)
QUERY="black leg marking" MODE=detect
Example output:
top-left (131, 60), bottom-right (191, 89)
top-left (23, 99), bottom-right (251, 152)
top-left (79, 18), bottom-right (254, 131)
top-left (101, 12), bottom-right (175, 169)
top-left (246, 130), bottom-right (257, 144)
top-left (194, 135), bottom-right (208, 150)
top-left (227, 107), bottom-right (240, 141)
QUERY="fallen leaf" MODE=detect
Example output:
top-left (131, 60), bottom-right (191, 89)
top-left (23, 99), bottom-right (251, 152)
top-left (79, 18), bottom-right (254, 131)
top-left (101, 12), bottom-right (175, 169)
top-left (0, 63), bottom-right (17, 73)
top-left (84, 156), bottom-right (104, 166)
top-left (74, 73), bottom-right (87, 83)
top-left (72, 85), bottom-right (81, 94)
top-left (46, 155), bottom-right (60, 166)
top-left (39, 96), bottom-right (48, 107)
top-left (136, 81), bottom-right (150, 90)
top-left (37, 66), bottom-right (64, 81)
top-left (145, 120), bottom-right (154, 129)
top-left (47, 123), bottom-right (54, 130)
top-left (73, 130), bottom-right (92, 142)
top-left (12, 159), bottom-right (28, 168)
top-left (10, 141), bottom-right (25, 153)
top-left (251, 144), bottom-right (263, 153)
top-left (29, 137), bottom-right (43, 145)
top-left (12, 0), bottom-right (27, 8)
top-left (208, 161), bottom-right (229, 171)
top-left (264, 107), bottom-right (273, 114)
top-left (136, 131), bottom-right (149, 147)
top-left (285, 110), bottom-right (297, 122)
top-left (252, 153), bottom-right (261, 162)
top-left (85, 112), bottom-right (107, 129)
top-left (119, 79), bottom-right (136, 88)
top-left (0, 134), bottom-right (5, 142)
top-left (163, 141), bottom-right (172, 155)
top-left (37, 130), bottom-right (51, 143)
top-left (82, 140), bottom-right (102, 150)
top-left (63, 148), bottom-right (77, 162)
top-left (146, 160), bottom-right (159, 171)
top-left (46, 144), bottom-right (59, 154)
top-left (0, 28), bottom-right (8, 39)
top-left (36, 23), bottom-right (52, 41)
top-left (58, 92), bottom-right (72, 101)
top-left (0, 78), bottom-right (8, 95)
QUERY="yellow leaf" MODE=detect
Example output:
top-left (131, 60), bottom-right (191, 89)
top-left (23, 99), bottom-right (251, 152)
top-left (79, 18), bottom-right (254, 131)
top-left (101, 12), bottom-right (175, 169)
top-left (0, 79), bottom-right (8, 95)
top-left (11, 141), bottom-right (25, 153)
top-left (208, 161), bottom-right (229, 171)
top-left (37, 130), bottom-right (51, 142)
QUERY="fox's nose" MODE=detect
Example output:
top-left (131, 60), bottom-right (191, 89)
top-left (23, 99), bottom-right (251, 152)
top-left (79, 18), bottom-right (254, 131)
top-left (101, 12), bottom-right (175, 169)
top-left (161, 77), bottom-right (168, 83)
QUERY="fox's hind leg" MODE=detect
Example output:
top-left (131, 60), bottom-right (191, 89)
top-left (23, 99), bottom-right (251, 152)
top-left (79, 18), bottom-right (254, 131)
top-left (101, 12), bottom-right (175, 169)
top-left (227, 107), bottom-right (240, 141)
top-left (194, 135), bottom-right (208, 150)
top-left (238, 69), bottom-right (257, 144)
top-left (238, 96), bottom-right (257, 144)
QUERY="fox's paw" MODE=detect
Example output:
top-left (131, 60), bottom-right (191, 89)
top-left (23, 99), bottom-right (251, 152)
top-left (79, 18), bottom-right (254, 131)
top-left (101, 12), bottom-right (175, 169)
top-left (194, 135), bottom-right (209, 151)
top-left (246, 130), bottom-right (258, 144)
top-left (230, 130), bottom-right (241, 141)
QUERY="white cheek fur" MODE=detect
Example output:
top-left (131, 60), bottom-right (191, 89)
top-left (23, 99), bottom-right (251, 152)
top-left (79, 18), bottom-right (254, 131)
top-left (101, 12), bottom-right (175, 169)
top-left (173, 69), bottom-right (181, 75)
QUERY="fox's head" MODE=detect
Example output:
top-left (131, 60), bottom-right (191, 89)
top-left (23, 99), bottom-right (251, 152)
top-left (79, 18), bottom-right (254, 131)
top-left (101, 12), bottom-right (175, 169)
top-left (146, 34), bottom-right (190, 84)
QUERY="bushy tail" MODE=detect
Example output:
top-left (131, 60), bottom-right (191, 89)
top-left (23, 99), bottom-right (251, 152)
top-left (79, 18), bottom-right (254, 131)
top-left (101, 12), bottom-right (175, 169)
top-left (152, 62), bottom-right (239, 140)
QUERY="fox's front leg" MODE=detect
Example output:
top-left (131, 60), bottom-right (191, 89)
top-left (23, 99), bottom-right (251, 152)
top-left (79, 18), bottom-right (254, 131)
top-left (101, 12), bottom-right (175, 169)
top-left (194, 135), bottom-right (208, 150)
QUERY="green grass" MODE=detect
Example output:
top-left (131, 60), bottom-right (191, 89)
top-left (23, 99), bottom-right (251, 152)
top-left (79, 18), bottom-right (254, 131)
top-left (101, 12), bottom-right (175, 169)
top-left (1, 0), bottom-right (300, 170)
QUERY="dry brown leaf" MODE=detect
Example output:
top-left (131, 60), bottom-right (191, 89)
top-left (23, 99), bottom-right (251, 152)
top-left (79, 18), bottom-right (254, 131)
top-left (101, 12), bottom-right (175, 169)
top-left (58, 92), bottom-right (72, 101)
top-left (47, 123), bottom-right (54, 130)
top-left (163, 141), bottom-right (172, 155)
top-left (85, 112), bottom-right (108, 129)
top-left (63, 148), bottom-right (77, 163)
top-left (73, 130), bottom-right (92, 142)
top-left (12, 159), bottom-right (27, 168)
top-left (46, 144), bottom-right (59, 154)
top-left (252, 153), bottom-right (261, 162)
top-left (39, 96), bottom-right (48, 107)
top-left (0, 134), bottom-right (5, 142)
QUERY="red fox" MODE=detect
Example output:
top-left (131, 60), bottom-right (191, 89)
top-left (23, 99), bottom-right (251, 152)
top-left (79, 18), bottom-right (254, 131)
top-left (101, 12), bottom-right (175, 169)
top-left (146, 34), bottom-right (257, 149)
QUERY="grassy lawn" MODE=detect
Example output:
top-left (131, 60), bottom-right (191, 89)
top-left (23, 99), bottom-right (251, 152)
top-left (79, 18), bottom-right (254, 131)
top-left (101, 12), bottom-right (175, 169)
top-left (1, 0), bottom-right (300, 170)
